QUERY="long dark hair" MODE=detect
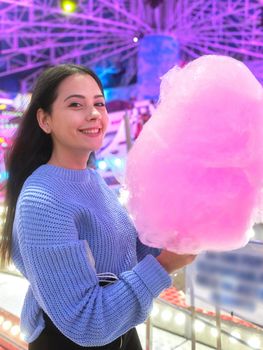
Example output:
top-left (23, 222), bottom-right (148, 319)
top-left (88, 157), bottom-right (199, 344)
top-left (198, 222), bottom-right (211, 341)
top-left (0, 64), bottom-right (103, 267)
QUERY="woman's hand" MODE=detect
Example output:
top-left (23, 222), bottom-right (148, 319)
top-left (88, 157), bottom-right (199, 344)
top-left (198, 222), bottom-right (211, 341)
top-left (156, 250), bottom-right (196, 274)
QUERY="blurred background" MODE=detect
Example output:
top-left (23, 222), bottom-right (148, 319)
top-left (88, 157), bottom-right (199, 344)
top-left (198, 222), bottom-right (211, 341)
top-left (0, 0), bottom-right (263, 349)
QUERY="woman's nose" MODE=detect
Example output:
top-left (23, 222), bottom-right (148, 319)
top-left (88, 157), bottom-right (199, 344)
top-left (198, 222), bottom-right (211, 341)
top-left (86, 107), bottom-right (101, 120)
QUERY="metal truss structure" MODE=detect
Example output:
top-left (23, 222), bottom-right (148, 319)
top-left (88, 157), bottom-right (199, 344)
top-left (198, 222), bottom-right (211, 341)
top-left (0, 0), bottom-right (263, 92)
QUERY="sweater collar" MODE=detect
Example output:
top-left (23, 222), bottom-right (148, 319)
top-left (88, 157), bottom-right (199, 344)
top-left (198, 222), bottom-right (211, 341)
top-left (35, 164), bottom-right (92, 182)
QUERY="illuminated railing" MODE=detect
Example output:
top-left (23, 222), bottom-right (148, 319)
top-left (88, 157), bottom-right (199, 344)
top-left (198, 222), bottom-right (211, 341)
top-left (145, 294), bottom-right (263, 350)
top-left (0, 308), bottom-right (27, 350)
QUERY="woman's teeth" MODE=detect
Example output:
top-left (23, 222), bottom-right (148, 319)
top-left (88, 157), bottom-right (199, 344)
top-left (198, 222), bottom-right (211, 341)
top-left (80, 129), bottom-right (100, 134)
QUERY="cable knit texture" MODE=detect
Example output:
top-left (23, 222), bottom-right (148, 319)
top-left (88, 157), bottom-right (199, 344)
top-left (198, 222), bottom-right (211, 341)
top-left (12, 164), bottom-right (171, 346)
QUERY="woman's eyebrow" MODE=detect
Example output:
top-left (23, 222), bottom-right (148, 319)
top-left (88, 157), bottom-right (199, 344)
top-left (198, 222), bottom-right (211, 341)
top-left (64, 94), bottom-right (85, 102)
top-left (64, 94), bottom-right (104, 102)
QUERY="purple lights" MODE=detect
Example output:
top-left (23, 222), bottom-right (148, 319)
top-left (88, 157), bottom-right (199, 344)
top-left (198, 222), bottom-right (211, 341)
top-left (0, 0), bottom-right (262, 91)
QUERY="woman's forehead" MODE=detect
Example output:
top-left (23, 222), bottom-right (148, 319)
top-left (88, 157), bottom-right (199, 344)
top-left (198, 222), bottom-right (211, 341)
top-left (57, 74), bottom-right (102, 98)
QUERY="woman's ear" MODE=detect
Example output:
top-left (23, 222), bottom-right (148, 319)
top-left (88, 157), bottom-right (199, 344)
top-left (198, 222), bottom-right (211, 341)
top-left (37, 108), bottom-right (51, 134)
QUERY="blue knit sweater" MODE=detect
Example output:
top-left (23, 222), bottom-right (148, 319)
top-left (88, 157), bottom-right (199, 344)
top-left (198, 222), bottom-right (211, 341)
top-left (11, 164), bottom-right (171, 346)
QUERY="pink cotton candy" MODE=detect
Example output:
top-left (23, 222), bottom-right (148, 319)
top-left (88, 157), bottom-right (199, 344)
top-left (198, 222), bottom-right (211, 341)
top-left (124, 55), bottom-right (263, 254)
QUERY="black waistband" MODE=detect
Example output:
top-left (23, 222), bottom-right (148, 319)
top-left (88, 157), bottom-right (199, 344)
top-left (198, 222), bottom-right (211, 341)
top-left (41, 312), bottom-right (124, 349)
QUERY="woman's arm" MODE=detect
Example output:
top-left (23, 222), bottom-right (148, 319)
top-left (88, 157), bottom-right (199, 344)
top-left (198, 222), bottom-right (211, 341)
top-left (15, 189), bottom-right (171, 347)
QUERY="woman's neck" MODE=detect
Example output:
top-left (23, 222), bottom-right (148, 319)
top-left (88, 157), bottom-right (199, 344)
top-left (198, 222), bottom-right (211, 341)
top-left (47, 152), bottom-right (90, 170)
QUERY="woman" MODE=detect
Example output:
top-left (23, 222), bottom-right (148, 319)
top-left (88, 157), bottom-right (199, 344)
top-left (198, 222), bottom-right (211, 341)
top-left (0, 64), bottom-right (195, 349)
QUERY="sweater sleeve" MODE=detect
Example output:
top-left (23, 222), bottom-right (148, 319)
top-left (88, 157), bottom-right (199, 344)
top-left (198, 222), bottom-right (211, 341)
top-left (16, 189), bottom-right (171, 346)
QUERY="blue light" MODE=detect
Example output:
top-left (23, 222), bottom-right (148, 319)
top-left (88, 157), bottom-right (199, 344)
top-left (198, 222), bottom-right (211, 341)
top-left (113, 158), bottom-right (122, 168)
top-left (97, 160), bottom-right (107, 171)
top-left (0, 171), bottom-right (9, 180)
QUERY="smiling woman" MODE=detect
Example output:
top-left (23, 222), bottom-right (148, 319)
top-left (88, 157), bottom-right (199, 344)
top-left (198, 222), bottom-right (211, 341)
top-left (0, 64), bottom-right (195, 350)
top-left (36, 73), bottom-right (109, 170)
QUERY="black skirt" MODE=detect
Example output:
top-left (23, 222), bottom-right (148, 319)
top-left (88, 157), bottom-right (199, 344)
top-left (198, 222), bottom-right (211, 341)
top-left (29, 312), bottom-right (143, 350)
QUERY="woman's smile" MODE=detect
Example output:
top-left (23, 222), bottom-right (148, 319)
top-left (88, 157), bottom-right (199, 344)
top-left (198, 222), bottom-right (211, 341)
top-left (78, 127), bottom-right (102, 136)
top-left (37, 73), bottom-right (109, 169)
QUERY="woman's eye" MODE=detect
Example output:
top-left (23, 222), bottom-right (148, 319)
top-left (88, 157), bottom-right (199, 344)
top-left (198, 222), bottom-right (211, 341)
top-left (69, 102), bottom-right (82, 108)
top-left (95, 102), bottom-right (105, 107)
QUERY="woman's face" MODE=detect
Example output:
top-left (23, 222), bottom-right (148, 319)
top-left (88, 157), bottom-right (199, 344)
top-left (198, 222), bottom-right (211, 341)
top-left (39, 73), bottom-right (108, 166)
